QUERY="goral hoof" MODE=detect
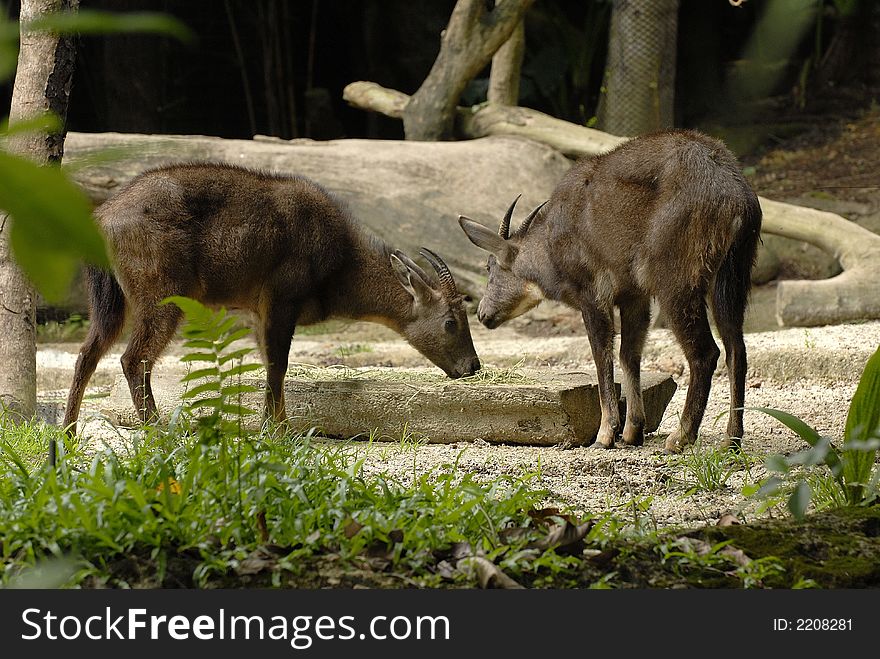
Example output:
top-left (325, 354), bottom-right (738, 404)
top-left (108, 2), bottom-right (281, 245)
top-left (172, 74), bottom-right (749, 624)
top-left (720, 435), bottom-right (743, 452)
top-left (663, 431), bottom-right (692, 454)
top-left (622, 427), bottom-right (645, 447)
top-left (588, 439), bottom-right (615, 450)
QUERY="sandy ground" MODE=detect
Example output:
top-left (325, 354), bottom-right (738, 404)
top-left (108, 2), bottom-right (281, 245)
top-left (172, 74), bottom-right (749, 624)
top-left (37, 303), bottom-right (880, 532)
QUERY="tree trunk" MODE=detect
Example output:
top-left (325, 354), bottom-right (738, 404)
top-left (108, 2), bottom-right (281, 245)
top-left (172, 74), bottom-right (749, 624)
top-left (487, 18), bottom-right (525, 105)
top-left (402, 0), bottom-right (535, 141)
top-left (815, 2), bottom-right (875, 92)
top-left (0, 0), bottom-right (78, 419)
top-left (598, 0), bottom-right (679, 136)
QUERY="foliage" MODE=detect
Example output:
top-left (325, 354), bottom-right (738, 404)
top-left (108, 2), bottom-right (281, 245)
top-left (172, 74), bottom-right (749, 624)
top-left (653, 536), bottom-right (788, 589)
top-left (162, 296), bottom-right (261, 435)
top-left (0, 149), bottom-right (108, 301)
top-left (0, 413), bottom-right (72, 469)
top-left (0, 421), bottom-right (573, 587)
top-left (460, 2), bottom-right (611, 125)
top-left (751, 344), bottom-right (880, 519)
top-left (522, 0), bottom-right (611, 124)
top-left (23, 9), bottom-right (192, 42)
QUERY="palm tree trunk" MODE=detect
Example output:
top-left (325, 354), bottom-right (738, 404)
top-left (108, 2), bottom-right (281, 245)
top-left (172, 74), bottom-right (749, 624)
top-left (598, 0), bottom-right (679, 136)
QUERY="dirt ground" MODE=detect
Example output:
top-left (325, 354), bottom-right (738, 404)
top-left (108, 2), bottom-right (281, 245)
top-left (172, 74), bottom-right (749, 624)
top-left (39, 311), bottom-right (879, 532)
top-left (36, 102), bottom-right (880, 533)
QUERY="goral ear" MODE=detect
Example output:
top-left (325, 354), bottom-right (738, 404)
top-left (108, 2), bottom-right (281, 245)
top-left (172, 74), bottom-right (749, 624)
top-left (458, 216), bottom-right (516, 266)
top-left (389, 252), bottom-right (413, 289)
top-left (390, 252), bottom-right (436, 305)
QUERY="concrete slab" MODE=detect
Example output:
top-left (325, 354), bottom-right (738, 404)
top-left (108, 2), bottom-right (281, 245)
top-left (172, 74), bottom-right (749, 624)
top-left (100, 367), bottom-right (676, 447)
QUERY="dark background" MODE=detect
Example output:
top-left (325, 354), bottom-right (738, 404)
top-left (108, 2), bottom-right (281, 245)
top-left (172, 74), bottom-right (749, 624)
top-left (2, 1), bottom-right (878, 147)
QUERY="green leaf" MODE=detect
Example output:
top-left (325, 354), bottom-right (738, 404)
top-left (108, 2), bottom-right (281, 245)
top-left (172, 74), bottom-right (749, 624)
top-left (0, 152), bottom-right (108, 301)
top-left (219, 348), bottom-right (254, 365)
top-left (842, 345), bottom-right (880, 500)
top-left (215, 316), bottom-right (238, 336)
top-left (753, 476), bottom-right (783, 499)
top-left (844, 345), bottom-right (880, 444)
top-left (787, 482), bottom-right (811, 520)
top-left (740, 482), bottom-right (761, 497)
top-left (1, 113), bottom-right (62, 137)
top-left (162, 296), bottom-right (210, 321)
top-left (220, 384), bottom-right (259, 398)
top-left (181, 338), bottom-right (217, 350)
top-left (220, 403), bottom-right (258, 416)
top-left (216, 327), bottom-right (252, 350)
top-left (0, 440), bottom-right (31, 480)
top-left (842, 439), bottom-right (880, 452)
top-left (786, 437), bottom-right (834, 467)
top-left (186, 397), bottom-right (224, 411)
top-left (180, 367), bottom-right (221, 383)
top-left (125, 479), bottom-right (149, 511)
top-left (222, 363), bottom-right (263, 379)
top-left (751, 407), bottom-right (822, 445)
top-left (181, 381), bottom-right (222, 399)
top-left (24, 10), bottom-right (193, 42)
top-left (179, 352), bottom-right (219, 363)
top-left (751, 406), bottom-right (841, 473)
top-left (764, 454), bottom-right (789, 473)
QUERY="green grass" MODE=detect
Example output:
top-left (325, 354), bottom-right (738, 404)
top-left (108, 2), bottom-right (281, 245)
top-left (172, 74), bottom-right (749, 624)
top-left (751, 344), bottom-right (880, 518)
top-left (667, 441), bottom-right (756, 493)
top-left (2, 416), bottom-right (875, 589)
top-left (6, 300), bottom-right (876, 589)
top-left (0, 420), bottom-right (580, 588)
top-left (0, 415), bottom-right (72, 468)
top-left (3, 288), bottom-right (572, 589)
top-left (335, 343), bottom-right (374, 358)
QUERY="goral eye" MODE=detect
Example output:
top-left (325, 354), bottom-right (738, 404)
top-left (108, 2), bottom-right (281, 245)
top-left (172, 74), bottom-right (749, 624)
top-left (444, 318), bottom-right (457, 333)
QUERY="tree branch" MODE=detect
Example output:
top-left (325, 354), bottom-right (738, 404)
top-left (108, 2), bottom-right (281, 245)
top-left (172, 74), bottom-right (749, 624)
top-left (488, 18), bottom-right (525, 105)
top-left (402, 0), bottom-right (535, 141)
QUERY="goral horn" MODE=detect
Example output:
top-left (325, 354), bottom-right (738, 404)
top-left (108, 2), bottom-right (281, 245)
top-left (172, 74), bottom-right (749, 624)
top-left (516, 200), bottom-right (549, 237)
top-left (418, 247), bottom-right (458, 299)
top-left (498, 194), bottom-right (521, 240)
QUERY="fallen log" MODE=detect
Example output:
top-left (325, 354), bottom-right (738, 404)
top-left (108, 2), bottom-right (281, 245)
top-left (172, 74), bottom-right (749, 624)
top-left (761, 199), bottom-right (880, 327)
top-left (100, 367), bottom-right (677, 447)
top-left (343, 80), bottom-right (625, 158)
top-left (343, 80), bottom-right (880, 327)
top-left (63, 124), bottom-right (880, 327)
top-left (62, 130), bottom-right (570, 298)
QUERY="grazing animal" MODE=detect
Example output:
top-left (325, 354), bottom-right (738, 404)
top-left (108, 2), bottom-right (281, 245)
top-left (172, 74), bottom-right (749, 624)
top-left (63, 163), bottom-right (480, 435)
top-left (459, 130), bottom-right (762, 452)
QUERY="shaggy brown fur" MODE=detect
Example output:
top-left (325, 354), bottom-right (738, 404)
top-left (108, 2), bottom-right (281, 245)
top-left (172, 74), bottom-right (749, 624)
top-left (64, 163), bottom-right (479, 435)
top-left (460, 130), bottom-right (761, 452)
